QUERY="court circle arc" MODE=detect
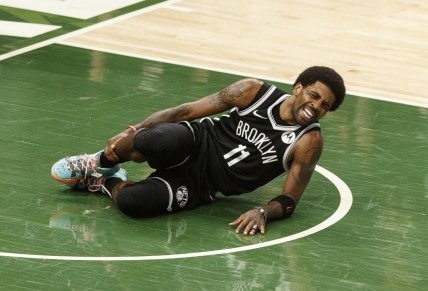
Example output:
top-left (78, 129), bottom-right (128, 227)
top-left (0, 165), bottom-right (352, 261)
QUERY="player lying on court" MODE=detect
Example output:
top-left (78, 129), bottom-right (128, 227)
top-left (51, 66), bottom-right (346, 236)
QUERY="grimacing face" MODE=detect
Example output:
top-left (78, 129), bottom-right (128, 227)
top-left (291, 81), bottom-right (336, 126)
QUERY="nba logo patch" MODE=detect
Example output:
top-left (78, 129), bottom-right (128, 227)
top-left (176, 186), bottom-right (189, 207)
top-left (281, 132), bottom-right (296, 144)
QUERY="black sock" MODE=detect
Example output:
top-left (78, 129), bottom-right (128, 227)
top-left (99, 152), bottom-right (120, 168)
top-left (104, 177), bottom-right (123, 193)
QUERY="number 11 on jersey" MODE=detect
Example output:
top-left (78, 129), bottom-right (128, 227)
top-left (223, 145), bottom-right (250, 167)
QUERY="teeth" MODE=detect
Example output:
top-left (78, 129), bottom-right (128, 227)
top-left (303, 108), bottom-right (313, 119)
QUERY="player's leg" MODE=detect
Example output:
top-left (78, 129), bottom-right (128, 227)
top-left (111, 169), bottom-right (198, 217)
top-left (60, 167), bottom-right (193, 217)
top-left (50, 129), bottom-right (139, 185)
top-left (128, 123), bottom-right (195, 169)
top-left (51, 150), bottom-right (121, 184)
top-left (100, 122), bottom-right (195, 168)
top-left (67, 167), bottom-right (130, 197)
top-left (51, 122), bottom-right (194, 185)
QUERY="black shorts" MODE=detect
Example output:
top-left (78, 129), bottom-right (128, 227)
top-left (133, 122), bottom-right (215, 212)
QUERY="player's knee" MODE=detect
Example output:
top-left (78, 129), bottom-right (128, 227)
top-left (115, 179), bottom-right (169, 218)
top-left (133, 123), bottom-right (194, 168)
top-left (133, 127), bottom-right (169, 156)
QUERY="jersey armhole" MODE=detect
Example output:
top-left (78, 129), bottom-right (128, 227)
top-left (238, 82), bottom-right (282, 115)
top-left (281, 123), bottom-right (321, 172)
top-left (242, 82), bottom-right (271, 109)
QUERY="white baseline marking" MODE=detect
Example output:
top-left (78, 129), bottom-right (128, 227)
top-left (57, 41), bottom-right (427, 109)
top-left (60, 41), bottom-right (268, 71)
top-left (0, 20), bottom-right (61, 38)
top-left (0, 165), bottom-right (353, 261)
top-left (0, 0), bottom-right (145, 20)
top-left (165, 5), bottom-right (192, 12)
top-left (0, 0), bottom-right (424, 108)
top-left (0, 0), bottom-right (182, 62)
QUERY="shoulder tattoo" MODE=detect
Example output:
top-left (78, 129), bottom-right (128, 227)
top-left (210, 82), bottom-right (244, 105)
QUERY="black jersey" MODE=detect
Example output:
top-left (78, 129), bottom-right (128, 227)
top-left (190, 82), bottom-right (320, 196)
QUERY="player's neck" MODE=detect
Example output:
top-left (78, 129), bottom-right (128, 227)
top-left (279, 96), bottom-right (297, 125)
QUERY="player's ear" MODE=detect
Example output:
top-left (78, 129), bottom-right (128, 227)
top-left (293, 82), bottom-right (303, 96)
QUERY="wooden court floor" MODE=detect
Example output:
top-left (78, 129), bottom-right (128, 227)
top-left (0, 1), bottom-right (427, 290)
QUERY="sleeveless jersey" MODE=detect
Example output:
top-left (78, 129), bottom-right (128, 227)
top-left (190, 82), bottom-right (320, 196)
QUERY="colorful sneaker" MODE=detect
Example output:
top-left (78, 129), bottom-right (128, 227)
top-left (72, 168), bottom-right (128, 198)
top-left (51, 151), bottom-right (120, 184)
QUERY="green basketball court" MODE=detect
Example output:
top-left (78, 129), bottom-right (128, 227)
top-left (0, 1), bottom-right (427, 290)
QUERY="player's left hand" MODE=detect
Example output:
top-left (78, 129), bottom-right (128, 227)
top-left (229, 209), bottom-right (266, 236)
top-left (104, 130), bottom-right (129, 162)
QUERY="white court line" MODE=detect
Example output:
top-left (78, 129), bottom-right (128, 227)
top-left (0, 165), bottom-right (353, 261)
top-left (0, 0), bottom-right (146, 20)
top-left (0, 0), bottom-right (182, 62)
top-left (0, 20), bottom-right (61, 38)
top-left (344, 90), bottom-right (427, 109)
top-left (165, 5), bottom-right (192, 12)
top-left (0, 0), bottom-right (425, 108)
top-left (57, 41), bottom-right (428, 109)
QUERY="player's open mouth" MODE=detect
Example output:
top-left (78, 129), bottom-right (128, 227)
top-left (303, 107), bottom-right (314, 119)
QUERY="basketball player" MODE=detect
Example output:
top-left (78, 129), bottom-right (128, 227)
top-left (51, 66), bottom-right (345, 236)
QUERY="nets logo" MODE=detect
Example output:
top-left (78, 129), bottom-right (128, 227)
top-left (176, 186), bottom-right (189, 207)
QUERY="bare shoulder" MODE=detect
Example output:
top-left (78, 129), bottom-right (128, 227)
top-left (214, 78), bottom-right (263, 108)
top-left (299, 129), bottom-right (324, 146)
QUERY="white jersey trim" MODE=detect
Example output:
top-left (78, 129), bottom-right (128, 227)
top-left (267, 94), bottom-right (301, 132)
top-left (237, 85), bottom-right (277, 116)
top-left (281, 122), bottom-right (320, 171)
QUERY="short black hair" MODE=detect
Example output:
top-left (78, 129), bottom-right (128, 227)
top-left (293, 66), bottom-right (346, 111)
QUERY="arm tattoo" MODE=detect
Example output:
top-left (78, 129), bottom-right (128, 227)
top-left (210, 82), bottom-right (244, 105)
top-left (292, 145), bottom-right (322, 187)
top-left (209, 93), bottom-right (222, 105)
top-left (291, 161), bottom-right (313, 187)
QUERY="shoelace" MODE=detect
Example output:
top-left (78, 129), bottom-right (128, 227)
top-left (79, 175), bottom-right (112, 198)
top-left (66, 155), bottom-right (97, 178)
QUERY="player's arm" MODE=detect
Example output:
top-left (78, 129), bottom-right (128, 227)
top-left (104, 78), bottom-right (263, 161)
top-left (229, 130), bottom-right (323, 235)
top-left (132, 78), bottom-right (262, 129)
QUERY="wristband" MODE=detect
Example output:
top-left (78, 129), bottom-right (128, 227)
top-left (269, 195), bottom-right (295, 218)
top-left (254, 207), bottom-right (267, 223)
top-left (127, 125), bottom-right (137, 131)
